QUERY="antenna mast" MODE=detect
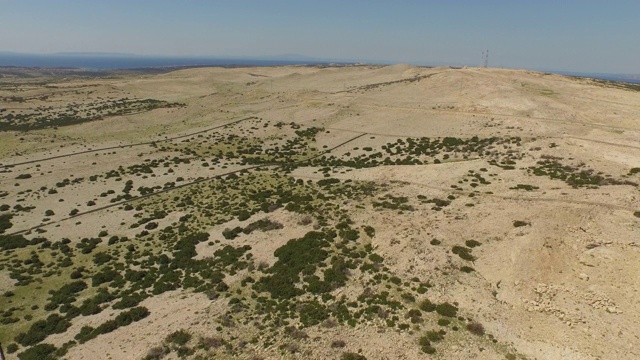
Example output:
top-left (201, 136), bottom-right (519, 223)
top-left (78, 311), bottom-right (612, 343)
top-left (484, 50), bottom-right (489, 68)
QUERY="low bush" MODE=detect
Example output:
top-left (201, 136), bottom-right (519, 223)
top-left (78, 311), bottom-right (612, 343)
top-left (341, 352), bottom-right (367, 360)
top-left (418, 299), bottom-right (436, 312)
top-left (166, 329), bottom-right (191, 345)
top-left (331, 340), bottom-right (346, 348)
top-left (17, 343), bottom-right (58, 360)
top-left (435, 302), bottom-right (458, 317)
top-left (467, 321), bottom-right (485, 335)
top-left (15, 314), bottom-right (71, 346)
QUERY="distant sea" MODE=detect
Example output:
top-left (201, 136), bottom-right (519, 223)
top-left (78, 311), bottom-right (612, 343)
top-left (553, 71), bottom-right (640, 84)
top-left (0, 53), bottom-right (338, 70)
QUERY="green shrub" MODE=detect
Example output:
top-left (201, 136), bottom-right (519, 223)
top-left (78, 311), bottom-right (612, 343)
top-left (435, 302), bottom-right (458, 317)
top-left (0, 234), bottom-right (30, 250)
top-left (451, 246), bottom-right (476, 261)
top-left (6, 343), bottom-right (18, 353)
top-left (341, 352), bottom-right (367, 360)
top-left (255, 231), bottom-right (331, 299)
top-left (465, 240), bottom-right (481, 248)
top-left (166, 329), bottom-right (192, 345)
top-left (242, 218), bottom-right (283, 234)
top-left (0, 213), bottom-right (14, 234)
top-left (75, 307), bottom-right (150, 343)
top-left (237, 210), bottom-right (251, 221)
top-left (421, 344), bottom-right (436, 354)
top-left (331, 340), bottom-right (346, 348)
top-left (509, 184), bottom-right (539, 191)
top-left (112, 294), bottom-right (142, 309)
top-left (79, 300), bottom-right (102, 316)
top-left (93, 252), bottom-right (113, 265)
top-left (363, 226), bottom-right (375, 237)
top-left (460, 266), bottom-right (475, 273)
top-left (418, 299), bottom-right (436, 312)
top-left (467, 321), bottom-right (485, 335)
top-left (368, 253), bottom-right (384, 263)
top-left (142, 346), bottom-right (169, 360)
top-left (426, 330), bottom-right (444, 342)
top-left (222, 227), bottom-right (243, 240)
top-left (15, 314), bottom-right (71, 346)
top-left (17, 343), bottom-right (57, 360)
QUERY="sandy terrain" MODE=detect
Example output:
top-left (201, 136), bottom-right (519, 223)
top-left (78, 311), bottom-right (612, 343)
top-left (0, 64), bottom-right (639, 360)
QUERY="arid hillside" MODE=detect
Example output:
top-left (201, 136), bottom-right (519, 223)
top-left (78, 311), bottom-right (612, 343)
top-left (1, 65), bottom-right (639, 360)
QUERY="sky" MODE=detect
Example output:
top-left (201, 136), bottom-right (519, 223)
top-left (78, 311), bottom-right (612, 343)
top-left (1, 0), bottom-right (638, 73)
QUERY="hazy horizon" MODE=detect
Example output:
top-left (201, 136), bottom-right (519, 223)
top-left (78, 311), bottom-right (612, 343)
top-left (1, 1), bottom-right (639, 74)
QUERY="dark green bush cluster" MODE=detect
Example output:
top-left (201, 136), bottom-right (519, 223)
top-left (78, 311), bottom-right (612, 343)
top-left (213, 245), bottom-right (251, 269)
top-left (295, 126), bottom-right (324, 139)
top-left (15, 314), bottom-right (71, 346)
top-left (0, 234), bottom-right (30, 250)
top-left (0, 213), bottom-right (14, 234)
top-left (317, 178), bottom-right (340, 187)
top-left (45, 280), bottom-right (87, 311)
top-left (243, 218), bottom-right (284, 234)
top-left (255, 231), bottom-right (332, 299)
top-left (341, 352), bottom-right (367, 360)
top-left (435, 302), bottom-right (458, 317)
top-left (222, 226), bottom-right (243, 240)
top-left (112, 293), bottom-right (144, 310)
top-left (465, 240), bottom-right (482, 248)
top-left (17, 343), bottom-right (60, 360)
top-left (460, 266), bottom-right (475, 273)
top-left (418, 299), bottom-right (436, 312)
top-left (75, 237), bottom-right (102, 254)
top-left (166, 329), bottom-right (192, 345)
top-left (91, 266), bottom-right (123, 287)
top-left (373, 194), bottom-right (414, 211)
top-left (363, 225), bottom-right (375, 237)
top-left (467, 321), bottom-right (485, 335)
top-left (173, 232), bottom-right (209, 264)
top-left (528, 159), bottom-right (634, 188)
top-left (298, 299), bottom-right (330, 326)
top-left (75, 306), bottom-right (150, 343)
top-left (451, 245), bottom-right (476, 261)
top-left (418, 334), bottom-right (437, 354)
top-left (510, 184), bottom-right (539, 191)
top-left (513, 220), bottom-right (530, 227)
top-left (130, 210), bottom-right (167, 229)
top-left (419, 197), bottom-right (450, 210)
top-left (92, 252), bottom-right (113, 265)
top-left (0, 98), bottom-right (181, 131)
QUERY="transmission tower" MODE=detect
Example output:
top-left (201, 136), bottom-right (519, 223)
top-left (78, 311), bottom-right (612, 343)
top-left (481, 50), bottom-right (489, 68)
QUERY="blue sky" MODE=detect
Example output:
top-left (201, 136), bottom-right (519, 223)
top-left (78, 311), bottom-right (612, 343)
top-left (1, 0), bottom-right (638, 73)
